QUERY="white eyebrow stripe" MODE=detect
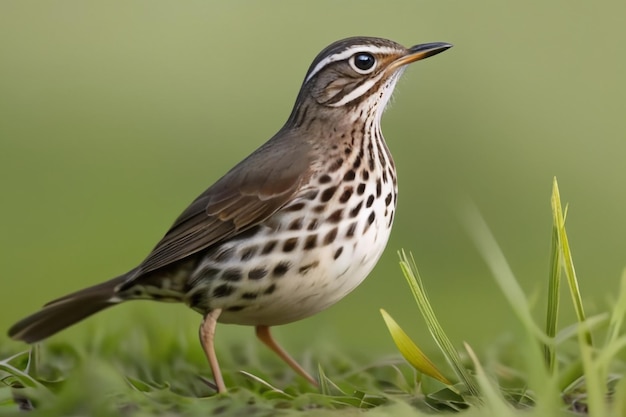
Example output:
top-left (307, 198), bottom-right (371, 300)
top-left (304, 45), bottom-right (398, 84)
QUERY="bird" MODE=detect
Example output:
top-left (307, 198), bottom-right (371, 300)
top-left (8, 36), bottom-right (451, 393)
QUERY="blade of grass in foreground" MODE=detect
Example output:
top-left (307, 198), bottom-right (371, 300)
top-left (464, 342), bottom-right (513, 415)
top-left (544, 187), bottom-right (561, 372)
top-left (380, 309), bottom-right (451, 385)
top-left (0, 351), bottom-right (42, 389)
top-left (397, 250), bottom-right (480, 397)
top-left (461, 203), bottom-right (561, 414)
top-left (551, 178), bottom-right (591, 346)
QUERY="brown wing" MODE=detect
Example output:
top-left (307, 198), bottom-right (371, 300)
top-left (133, 129), bottom-right (313, 278)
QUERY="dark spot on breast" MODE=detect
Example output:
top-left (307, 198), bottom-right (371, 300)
top-left (319, 174), bottom-right (332, 184)
top-left (323, 227), bottom-right (338, 245)
top-left (240, 247), bottom-right (257, 261)
top-left (200, 267), bottom-right (220, 279)
top-left (350, 201), bottom-right (363, 218)
top-left (366, 195), bottom-right (375, 208)
top-left (304, 234), bottom-right (317, 250)
top-left (376, 179), bottom-right (382, 198)
top-left (241, 292), bottom-right (258, 300)
top-left (327, 209), bottom-right (343, 223)
top-left (298, 261), bottom-right (319, 274)
top-left (368, 211), bottom-right (376, 225)
top-left (303, 189), bottom-right (319, 200)
top-left (346, 222), bottom-right (357, 237)
top-left (313, 205), bottom-right (326, 213)
top-left (329, 158), bottom-right (344, 172)
top-left (188, 291), bottom-right (205, 308)
top-left (213, 284), bottom-right (235, 298)
top-left (356, 183), bottom-right (366, 195)
top-left (361, 170), bottom-right (370, 181)
top-left (307, 219), bottom-right (319, 231)
top-left (343, 170), bottom-right (356, 181)
top-left (284, 202), bottom-right (305, 212)
top-left (385, 193), bottom-right (393, 206)
top-left (226, 305), bottom-right (245, 312)
top-left (213, 247), bottom-right (234, 262)
top-left (320, 186), bottom-right (338, 202)
top-left (264, 284), bottom-right (276, 295)
top-left (222, 268), bottom-right (243, 282)
top-left (248, 268), bottom-right (268, 280)
top-left (261, 240), bottom-right (277, 255)
top-left (388, 210), bottom-right (395, 227)
top-left (288, 217), bottom-right (303, 230)
top-left (273, 262), bottom-right (291, 278)
top-left (382, 169), bottom-right (388, 183)
top-left (353, 156), bottom-right (362, 169)
top-left (282, 238), bottom-right (298, 252)
top-left (333, 247), bottom-right (343, 260)
top-left (339, 187), bottom-right (353, 203)
top-left (367, 141), bottom-right (375, 170)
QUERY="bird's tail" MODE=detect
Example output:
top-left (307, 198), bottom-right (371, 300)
top-left (8, 273), bottom-right (131, 344)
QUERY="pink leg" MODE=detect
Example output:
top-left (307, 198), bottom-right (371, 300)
top-left (255, 325), bottom-right (318, 387)
top-left (199, 309), bottom-right (227, 393)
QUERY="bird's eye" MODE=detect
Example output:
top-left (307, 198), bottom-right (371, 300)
top-left (350, 53), bottom-right (376, 74)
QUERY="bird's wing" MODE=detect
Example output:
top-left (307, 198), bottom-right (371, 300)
top-left (133, 130), bottom-right (313, 277)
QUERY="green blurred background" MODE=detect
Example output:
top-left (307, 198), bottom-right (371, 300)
top-left (1, 1), bottom-right (625, 358)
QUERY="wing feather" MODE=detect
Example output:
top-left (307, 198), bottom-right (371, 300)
top-left (131, 129), bottom-right (312, 278)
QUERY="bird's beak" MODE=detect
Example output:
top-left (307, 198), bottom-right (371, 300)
top-left (389, 42), bottom-right (453, 71)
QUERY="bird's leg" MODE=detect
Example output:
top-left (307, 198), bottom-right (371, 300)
top-left (199, 309), bottom-right (226, 393)
top-left (255, 325), bottom-right (318, 387)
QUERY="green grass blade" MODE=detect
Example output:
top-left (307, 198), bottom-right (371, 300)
top-left (380, 309), bottom-right (451, 385)
top-left (316, 364), bottom-right (345, 397)
top-left (238, 371), bottom-right (292, 398)
top-left (544, 197), bottom-right (561, 372)
top-left (577, 322), bottom-right (606, 416)
top-left (557, 314), bottom-right (608, 392)
top-left (551, 178), bottom-right (591, 346)
top-left (555, 313), bottom-right (608, 346)
top-left (397, 250), bottom-right (481, 397)
top-left (461, 203), bottom-right (562, 413)
top-left (612, 374), bottom-right (626, 416)
top-left (0, 351), bottom-right (42, 389)
top-left (464, 342), bottom-right (513, 416)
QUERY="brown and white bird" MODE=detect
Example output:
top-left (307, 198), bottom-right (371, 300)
top-left (8, 36), bottom-right (451, 393)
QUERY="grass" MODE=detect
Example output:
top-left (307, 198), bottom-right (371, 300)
top-left (1, 178), bottom-right (625, 416)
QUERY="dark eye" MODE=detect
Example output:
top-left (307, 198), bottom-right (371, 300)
top-left (350, 53), bottom-right (376, 74)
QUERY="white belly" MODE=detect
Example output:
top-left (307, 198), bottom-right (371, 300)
top-left (188, 174), bottom-right (396, 327)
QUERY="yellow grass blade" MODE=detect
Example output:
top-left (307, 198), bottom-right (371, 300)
top-left (380, 309), bottom-right (451, 385)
